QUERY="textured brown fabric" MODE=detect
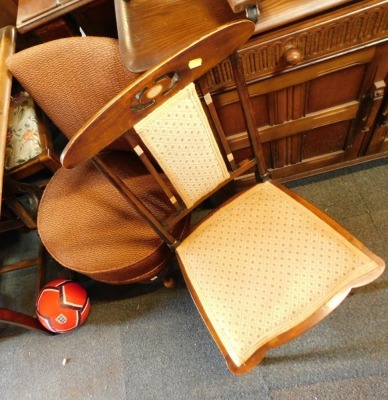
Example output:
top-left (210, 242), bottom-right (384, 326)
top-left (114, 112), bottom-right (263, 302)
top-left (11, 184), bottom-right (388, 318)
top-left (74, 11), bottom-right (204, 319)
top-left (6, 36), bottom-right (139, 147)
top-left (38, 152), bottom-right (186, 283)
top-left (6, 37), bottom-right (190, 283)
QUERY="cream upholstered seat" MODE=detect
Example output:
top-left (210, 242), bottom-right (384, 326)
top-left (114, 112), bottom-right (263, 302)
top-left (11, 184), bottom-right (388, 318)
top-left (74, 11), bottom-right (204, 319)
top-left (177, 182), bottom-right (382, 370)
top-left (9, 20), bottom-right (385, 371)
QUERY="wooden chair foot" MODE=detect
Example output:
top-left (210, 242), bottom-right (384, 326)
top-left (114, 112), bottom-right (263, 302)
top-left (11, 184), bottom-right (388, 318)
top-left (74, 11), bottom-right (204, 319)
top-left (163, 277), bottom-right (176, 289)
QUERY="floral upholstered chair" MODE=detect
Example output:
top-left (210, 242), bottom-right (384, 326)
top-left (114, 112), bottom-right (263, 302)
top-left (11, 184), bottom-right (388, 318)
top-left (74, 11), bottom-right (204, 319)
top-left (5, 90), bottom-right (60, 180)
top-left (6, 91), bottom-right (42, 170)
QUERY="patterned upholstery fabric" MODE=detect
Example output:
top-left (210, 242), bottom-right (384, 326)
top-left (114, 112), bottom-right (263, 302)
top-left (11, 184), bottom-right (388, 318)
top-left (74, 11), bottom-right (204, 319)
top-left (5, 92), bottom-right (42, 170)
top-left (177, 182), bottom-right (382, 368)
top-left (135, 83), bottom-right (230, 208)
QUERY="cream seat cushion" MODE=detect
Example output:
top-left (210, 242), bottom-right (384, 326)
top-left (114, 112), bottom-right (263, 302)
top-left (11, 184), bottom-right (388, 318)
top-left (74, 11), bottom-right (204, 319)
top-left (177, 181), bottom-right (381, 368)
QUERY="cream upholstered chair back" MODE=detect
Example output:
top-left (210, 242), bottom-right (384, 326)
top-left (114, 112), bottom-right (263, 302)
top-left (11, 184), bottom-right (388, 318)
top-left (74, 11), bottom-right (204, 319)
top-left (135, 83), bottom-right (230, 208)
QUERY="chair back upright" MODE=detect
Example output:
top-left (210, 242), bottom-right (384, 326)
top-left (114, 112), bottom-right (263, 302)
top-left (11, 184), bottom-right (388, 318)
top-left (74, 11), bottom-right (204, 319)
top-left (0, 26), bottom-right (15, 214)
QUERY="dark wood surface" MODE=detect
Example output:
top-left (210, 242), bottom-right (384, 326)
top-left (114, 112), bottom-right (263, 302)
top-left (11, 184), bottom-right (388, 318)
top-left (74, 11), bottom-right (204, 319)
top-left (252, 0), bottom-right (356, 34)
top-left (16, 0), bottom-right (94, 33)
top-left (114, 0), bottom-right (246, 72)
top-left (0, 0), bottom-right (17, 28)
top-left (115, 0), bottom-right (357, 73)
top-left (16, 0), bottom-right (117, 41)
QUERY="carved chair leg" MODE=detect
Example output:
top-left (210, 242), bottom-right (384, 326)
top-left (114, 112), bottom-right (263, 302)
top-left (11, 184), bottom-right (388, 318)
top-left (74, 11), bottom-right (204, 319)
top-left (163, 277), bottom-right (176, 289)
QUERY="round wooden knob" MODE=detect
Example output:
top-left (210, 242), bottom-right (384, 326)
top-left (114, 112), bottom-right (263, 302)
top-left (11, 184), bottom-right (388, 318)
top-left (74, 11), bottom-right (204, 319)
top-left (285, 48), bottom-right (302, 65)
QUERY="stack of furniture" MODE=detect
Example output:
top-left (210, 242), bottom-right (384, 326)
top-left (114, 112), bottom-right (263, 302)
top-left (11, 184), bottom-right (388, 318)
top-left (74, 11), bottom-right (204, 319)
top-left (7, 8), bottom-right (385, 373)
top-left (13, 1), bottom-right (388, 182)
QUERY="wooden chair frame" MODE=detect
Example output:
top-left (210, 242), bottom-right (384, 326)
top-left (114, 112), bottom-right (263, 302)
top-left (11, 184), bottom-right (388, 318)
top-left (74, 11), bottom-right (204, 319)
top-left (1, 25), bottom-right (48, 334)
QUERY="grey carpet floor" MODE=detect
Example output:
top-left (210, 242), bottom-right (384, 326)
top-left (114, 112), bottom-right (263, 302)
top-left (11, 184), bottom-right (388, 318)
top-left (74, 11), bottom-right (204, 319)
top-left (0, 158), bottom-right (387, 400)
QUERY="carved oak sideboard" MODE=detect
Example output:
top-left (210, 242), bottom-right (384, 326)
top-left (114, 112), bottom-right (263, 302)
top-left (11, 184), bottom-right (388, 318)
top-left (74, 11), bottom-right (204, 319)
top-left (199, 0), bottom-right (388, 183)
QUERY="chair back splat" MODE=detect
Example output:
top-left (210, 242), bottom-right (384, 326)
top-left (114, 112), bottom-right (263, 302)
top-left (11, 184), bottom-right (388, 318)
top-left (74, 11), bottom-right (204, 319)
top-left (7, 20), bottom-right (385, 373)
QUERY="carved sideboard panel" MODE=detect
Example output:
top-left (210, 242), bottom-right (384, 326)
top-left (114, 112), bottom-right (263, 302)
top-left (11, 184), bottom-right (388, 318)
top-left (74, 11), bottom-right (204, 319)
top-left (202, 0), bottom-right (388, 92)
top-left (199, 0), bottom-right (388, 183)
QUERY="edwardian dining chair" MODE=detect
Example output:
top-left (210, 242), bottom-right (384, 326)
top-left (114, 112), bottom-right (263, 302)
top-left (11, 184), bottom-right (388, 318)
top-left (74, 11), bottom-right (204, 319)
top-left (7, 20), bottom-right (385, 372)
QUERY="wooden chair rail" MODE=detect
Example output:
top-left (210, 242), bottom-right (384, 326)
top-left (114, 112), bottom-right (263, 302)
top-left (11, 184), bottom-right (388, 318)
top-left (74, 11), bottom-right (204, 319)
top-left (0, 308), bottom-right (51, 333)
top-left (0, 26), bottom-right (16, 215)
top-left (91, 155), bottom-right (178, 247)
top-left (122, 132), bottom-right (183, 211)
